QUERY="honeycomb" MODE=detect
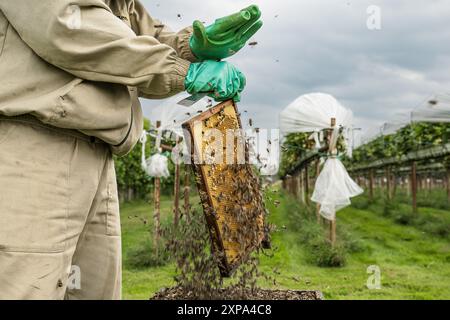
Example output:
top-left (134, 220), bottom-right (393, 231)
top-left (182, 100), bottom-right (266, 276)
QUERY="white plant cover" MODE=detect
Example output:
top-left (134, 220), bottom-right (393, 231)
top-left (361, 92), bottom-right (450, 145)
top-left (140, 132), bottom-right (170, 178)
top-left (412, 93), bottom-right (450, 123)
top-left (144, 92), bottom-right (212, 163)
top-left (280, 93), bottom-right (354, 134)
top-left (279, 92), bottom-right (362, 220)
top-left (311, 158), bottom-right (363, 220)
top-left (144, 153), bottom-right (170, 178)
top-left (147, 92), bottom-right (211, 138)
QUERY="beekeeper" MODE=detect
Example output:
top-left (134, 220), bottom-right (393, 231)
top-left (0, 0), bottom-right (262, 299)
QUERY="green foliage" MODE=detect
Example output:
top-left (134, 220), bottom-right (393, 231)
top-left (299, 218), bottom-right (347, 267)
top-left (114, 118), bottom-right (178, 201)
top-left (126, 237), bottom-right (171, 269)
top-left (122, 194), bottom-right (450, 300)
top-left (114, 146), bottom-right (152, 200)
top-left (348, 122), bottom-right (450, 166)
top-left (352, 191), bottom-right (450, 239)
top-left (280, 129), bottom-right (348, 177)
top-left (274, 192), bottom-right (361, 267)
top-left (395, 188), bottom-right (449, 211)
top-left (351, 196), bottom-right (370, 210)
top-left (279, 132), bottom-right (311, 177)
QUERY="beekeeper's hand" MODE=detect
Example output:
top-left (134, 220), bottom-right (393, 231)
top-left (185, 61), bottom-right (246, 102)
top-left (189, 4), bottom-right (262, 61)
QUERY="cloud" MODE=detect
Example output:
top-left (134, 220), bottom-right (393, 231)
top-left (139, 0), bottom-right (450, 136)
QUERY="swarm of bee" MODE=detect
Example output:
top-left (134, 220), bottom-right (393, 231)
top-left (150, 100), bottom-right (323, 300)
top-left (182, 101), bottom-right (269, 276)
top-left (157, 209), bottom-right (321, 300)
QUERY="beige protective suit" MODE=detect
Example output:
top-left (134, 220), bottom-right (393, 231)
top-left (0, 0), bottom-right (196, 299)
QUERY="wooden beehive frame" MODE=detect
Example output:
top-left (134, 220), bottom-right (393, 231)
top-left (182, 100), bottom-right (266, 277)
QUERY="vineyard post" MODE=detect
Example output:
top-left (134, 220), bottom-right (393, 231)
top-left (293, 175), bottom-right (297, 197)
top-left (290, 175), bottom-right (294, 197)
top-left (447, 166), bottom-right (450, 205)
top-left (315, 158), bottom-right (321, 224)
top-left (369, 169), bottom-right (374, 201)
top-left (295, 171), bottom-right (298, 200)
top-left (290, 175), bottom-right (294, 196)
top-left (330, 218), bottom-right (336, 248)
top-left (411, 161), bottom-right (418, 214)
top-left (154, 120), bottom-right (162, 255)
top-left (304, 163), bottom-right (310, 206)
top-left (173, 136), bottom-right (181, 228)
top-left (386, 166), bottom-right (391, 200)
top-left (299, 170), bottom-right (305, 203)
top-left (287, 175), bottom-right (291, 195)
top-left (329, 117), bottom-right (337, 247)
top-left (391, 168), bottom-right (397, 199)
top-left (406, 174), bottom-right (410, 196)
top-left (184, 164), bottom-right (191, 222)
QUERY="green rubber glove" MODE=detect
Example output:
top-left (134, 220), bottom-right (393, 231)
top-left (189, 5), bottom-right (263, 61)
top-left (185, 61), bottom-right (246, 102)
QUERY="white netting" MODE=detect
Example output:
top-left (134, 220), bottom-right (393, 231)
top-left (311, 158), bottom-right (363, 220)
top-left (361, 92), bottom-right (450, 144)
top-left (140, 132), bottom-right (169, 178)
top-left (280, 92), bottom-right (354, 133)
top-left (144, 153), bottom-right (170, 178)
top-left (280, 92), bottom-right (354, 157)
top-left (411, 93), bottom-right (450, 122)
top-left (139, 93), bottom-right (212, 178)
top-left (147, 92), bottom-right (211, 139)
top-left (279, 92), bottom-right (362, 220)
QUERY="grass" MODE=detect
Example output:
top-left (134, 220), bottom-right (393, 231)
top-left (121, 189), bottom-right (450, 300)
top-left (352, 189), bottom-right (450, 238)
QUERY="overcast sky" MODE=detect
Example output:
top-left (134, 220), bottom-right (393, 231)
top-left (140, 0), bottom-right (450, 142)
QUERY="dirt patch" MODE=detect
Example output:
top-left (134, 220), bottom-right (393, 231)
top-left (151, 287), bottom-right (323, 300)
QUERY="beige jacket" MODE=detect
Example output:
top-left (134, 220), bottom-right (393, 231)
top-left (0, 0), bottom-right (196, 155)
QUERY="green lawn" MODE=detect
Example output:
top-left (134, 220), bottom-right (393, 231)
top-left (120, 192), bottom-right (450, 300)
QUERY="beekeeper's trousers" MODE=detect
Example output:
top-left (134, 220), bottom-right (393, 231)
top-left (0, 119), bottom-right (121, 299)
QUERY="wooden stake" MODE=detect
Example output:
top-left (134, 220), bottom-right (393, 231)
top-left (446, 167), bottom-right (450, 205)
top-left (330, 218), bottom-right (336, 248)
top-left (154, 121), bottom-right (161, 253)
top-left (173, 137), bottom-right (181, 228)
top-left (386, 167), bottom-right (391, 200)
top-left (304, 165), bottom-right (310, 206)
top-left (315, 159), bottom-right (321, 224)
top-left (411, 161), bottom-right (417, 214)
top-left (406, 175), bottom-right (410, 196)
top-left (299, 170), bottom-right (305, 203)
top-left (369, 169), bottom-right (374, 201)
top-left (391, 170), bottom-right (397, 199)
top-left (329, 118), bottom-right (337, 246)
top-left (184, 164), bottom-right (191, 222)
